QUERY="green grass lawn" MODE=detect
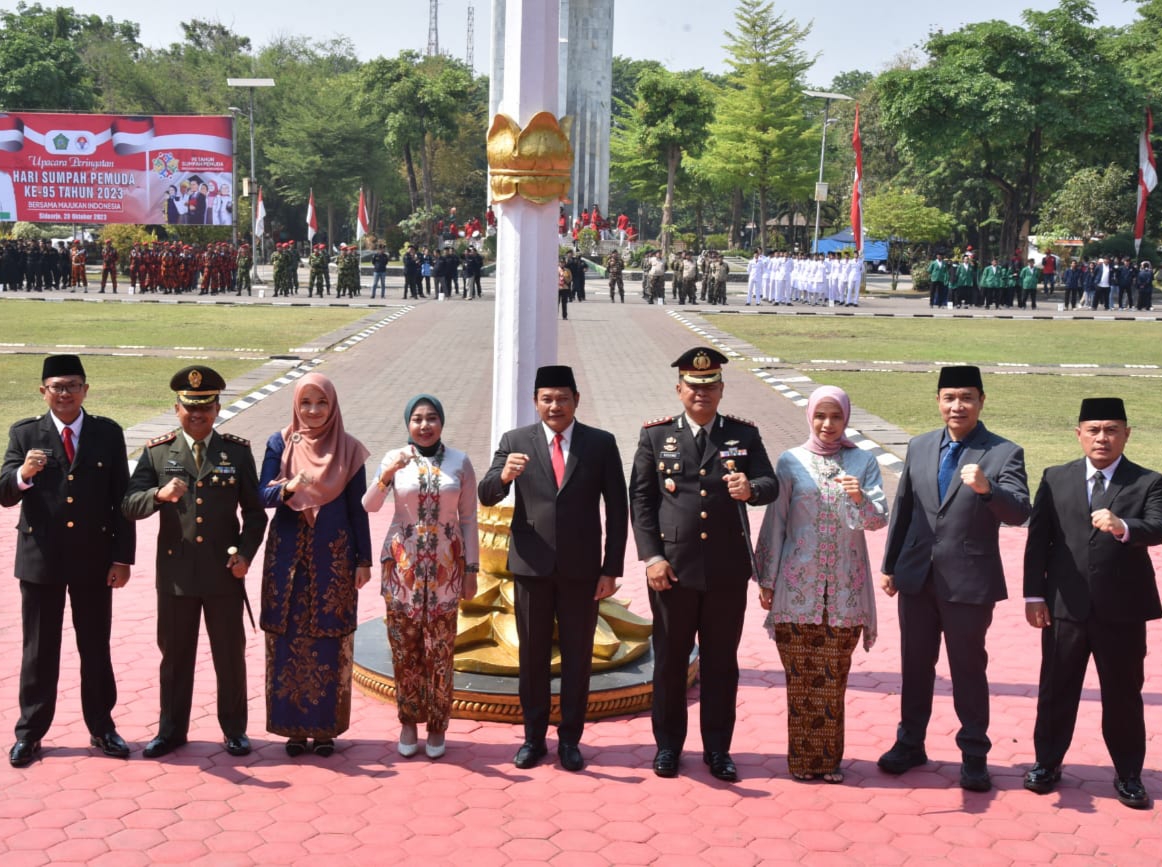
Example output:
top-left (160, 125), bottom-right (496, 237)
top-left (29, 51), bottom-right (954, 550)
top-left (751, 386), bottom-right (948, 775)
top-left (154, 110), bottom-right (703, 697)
top-left (0, 356), bottom-right (260, 431)
top-left (0, 302), bottom-right (371, 431)
top-left (705, 315), bottom-right (1162, 483)
top-left (812, 371), bottom-right (1162, 485)
top-left (0, 300), bottom-right (367, 353)
top-left (712, 315), bottom-right (1162, 366)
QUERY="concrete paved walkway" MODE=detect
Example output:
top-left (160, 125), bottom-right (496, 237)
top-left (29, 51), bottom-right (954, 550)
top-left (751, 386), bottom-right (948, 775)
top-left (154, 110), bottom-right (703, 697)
top-left (1, 281), bottom-right (1160, 865)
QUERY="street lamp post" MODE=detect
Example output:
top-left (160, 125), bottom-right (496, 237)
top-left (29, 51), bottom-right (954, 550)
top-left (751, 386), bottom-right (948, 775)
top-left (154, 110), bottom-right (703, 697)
top-left (227, 77), bottom-right (274, 281)
top-left (804, 90), bottom-right (852, 255)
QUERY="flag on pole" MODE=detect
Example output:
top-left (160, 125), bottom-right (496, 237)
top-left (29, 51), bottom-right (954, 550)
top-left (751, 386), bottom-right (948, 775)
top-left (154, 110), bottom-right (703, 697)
top-left (850, 104), bottom-right (863, 255)
top-left (306, 188), bottom-right (317, 239)
top-left (356, 188), bottom-right (369, 242)
top-left (254, 186), bottom-right (266, 238)
top-left (1135, 108), bottom-right (1156, 255)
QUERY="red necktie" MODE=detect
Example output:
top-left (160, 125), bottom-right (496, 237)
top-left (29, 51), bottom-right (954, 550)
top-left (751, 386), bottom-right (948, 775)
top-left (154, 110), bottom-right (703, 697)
top-left (62, 426), bottom-right (75, 464)
top-left (551, 433), bottom-right (565, 488)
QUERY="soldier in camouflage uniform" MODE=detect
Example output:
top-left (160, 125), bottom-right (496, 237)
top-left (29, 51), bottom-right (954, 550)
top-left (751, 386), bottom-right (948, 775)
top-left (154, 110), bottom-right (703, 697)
top-left (335, 245), bottom-right (360, 298)
top-left (235, 244), bottom-right (252, 296)
top-left (605, 249), bottom-right (624, 303)
top-left (308, 245), bottom-right (327, 298)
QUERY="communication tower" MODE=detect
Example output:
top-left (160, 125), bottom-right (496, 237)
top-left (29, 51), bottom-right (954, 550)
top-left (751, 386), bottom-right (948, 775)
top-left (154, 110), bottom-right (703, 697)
top-left (427, 0), bottom-right (439, 56)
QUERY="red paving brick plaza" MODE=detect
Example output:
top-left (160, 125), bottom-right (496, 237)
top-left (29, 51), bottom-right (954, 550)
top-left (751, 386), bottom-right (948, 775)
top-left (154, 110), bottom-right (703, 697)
top-left (1, 278), bottom-right (1161, 865)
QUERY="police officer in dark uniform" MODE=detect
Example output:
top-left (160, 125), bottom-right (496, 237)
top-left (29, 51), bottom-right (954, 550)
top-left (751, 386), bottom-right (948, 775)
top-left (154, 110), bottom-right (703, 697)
top-left (629, 347), bottom-right (777, 781)
top-left (122, 366), bottom-right (267, 759)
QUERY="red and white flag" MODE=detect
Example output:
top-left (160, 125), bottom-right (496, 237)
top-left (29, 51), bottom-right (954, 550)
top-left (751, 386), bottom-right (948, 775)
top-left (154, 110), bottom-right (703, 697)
top-left (254, 187), bottom-right (266, 238)
top-left (306, 188), bottom-right (317, 239)
top-left (850, 104), bottom-right (863, 255)
top-left (356, 188), bottom-right (369, 242)
top-left (1135, 108), bottom-right (1156, 255)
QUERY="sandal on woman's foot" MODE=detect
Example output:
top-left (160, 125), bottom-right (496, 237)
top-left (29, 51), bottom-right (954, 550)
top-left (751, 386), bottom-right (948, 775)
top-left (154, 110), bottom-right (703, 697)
top-left (312, 738), bottom-right (335, 757)
top-left (425, 732), bottom-right (446, 759)
top-left (790, 771), bottom-right (817, 781)
top-left (285, 739), bottom-right (308, 757)
top-left (822, 771), bottom-right (844, 784)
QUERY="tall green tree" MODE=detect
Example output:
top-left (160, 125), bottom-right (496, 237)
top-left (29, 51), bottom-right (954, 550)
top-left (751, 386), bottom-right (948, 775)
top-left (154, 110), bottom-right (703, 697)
top-left (876, 0), bottom-right (1141, 258)
top-left (611, 68), bottom-right (714, 256)
top-left (0, 3), bottom-right (108, 110)
top-left (862, 188), bottom-right (956, 288)
top-left (358, 51), bottom-right (473, 212)
top-left (700, 0), bottom-right (815, 251)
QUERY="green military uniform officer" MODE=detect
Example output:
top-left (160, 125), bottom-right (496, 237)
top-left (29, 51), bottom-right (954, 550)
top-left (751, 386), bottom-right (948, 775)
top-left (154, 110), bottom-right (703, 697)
top-left (122, 365), bottom-right (267, 760)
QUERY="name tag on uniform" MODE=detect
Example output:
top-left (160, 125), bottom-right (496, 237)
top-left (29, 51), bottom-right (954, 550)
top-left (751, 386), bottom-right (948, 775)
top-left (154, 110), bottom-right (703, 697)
top-left (164, 461), bottom-right (187, 476)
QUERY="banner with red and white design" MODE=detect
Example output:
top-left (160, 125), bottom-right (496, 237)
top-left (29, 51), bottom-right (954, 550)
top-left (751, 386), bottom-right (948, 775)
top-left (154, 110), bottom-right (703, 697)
top-left (0, 112), bottom-right (234, 225)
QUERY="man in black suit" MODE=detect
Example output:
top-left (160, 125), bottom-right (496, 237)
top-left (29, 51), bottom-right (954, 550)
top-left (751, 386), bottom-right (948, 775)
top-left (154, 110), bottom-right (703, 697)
top-left (0, 355), bottom-right (136, 766)
top-left (879, 365), bottom-right (1030, 792)
top-left (122, 366), bottom-right (267, 759)
top-left (1023, 398), bottom-right (1162, 809)
top-left (478, 365), bottom-right (628, 772)
top-left (629, 347), bottom-right (777, 781)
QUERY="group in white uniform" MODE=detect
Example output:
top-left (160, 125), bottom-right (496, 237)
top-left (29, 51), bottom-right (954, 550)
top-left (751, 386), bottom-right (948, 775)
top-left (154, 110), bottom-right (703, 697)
top-left (747, 250), bottom-right (864, 307)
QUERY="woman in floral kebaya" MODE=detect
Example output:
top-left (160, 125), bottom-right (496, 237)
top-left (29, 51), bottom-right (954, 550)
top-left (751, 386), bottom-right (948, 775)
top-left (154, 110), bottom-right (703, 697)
top-left (755, 386), bottom-right (888, 783)
top-left (363, 395), bottom-right (478, 760)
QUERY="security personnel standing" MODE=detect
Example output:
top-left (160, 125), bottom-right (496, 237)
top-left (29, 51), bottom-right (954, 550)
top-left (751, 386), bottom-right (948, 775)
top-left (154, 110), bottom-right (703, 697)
top-left (629, 347), bottom-right (777, 781)
top-left (99, 240), bottom-right (118, 293)
top-left (122, 366), bottom-right (267, 759)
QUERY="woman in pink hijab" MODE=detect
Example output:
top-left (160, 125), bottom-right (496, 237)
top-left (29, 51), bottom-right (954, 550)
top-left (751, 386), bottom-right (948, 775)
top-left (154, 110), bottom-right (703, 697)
top-left (754, 385), bottom-right (888, 783)
top-left (258, 373), bottom-right (371, 757)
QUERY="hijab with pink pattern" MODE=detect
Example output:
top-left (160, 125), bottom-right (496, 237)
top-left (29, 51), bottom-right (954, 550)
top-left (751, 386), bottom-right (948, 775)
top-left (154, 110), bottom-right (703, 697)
top-left (276, 372), bottom-right (369, 526)
top-left (802, 385), bottom-right (857, 457)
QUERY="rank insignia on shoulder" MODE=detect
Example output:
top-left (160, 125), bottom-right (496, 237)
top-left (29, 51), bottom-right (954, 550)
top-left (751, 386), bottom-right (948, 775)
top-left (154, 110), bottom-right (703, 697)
top-left (220, 432), bottom-right (250, 446)
top-left (722, 413), bottom-right (756, 427)
top-left (643, 416), bottom-right (674, 428)
top-left (147, 431), bottom-right (178, 447)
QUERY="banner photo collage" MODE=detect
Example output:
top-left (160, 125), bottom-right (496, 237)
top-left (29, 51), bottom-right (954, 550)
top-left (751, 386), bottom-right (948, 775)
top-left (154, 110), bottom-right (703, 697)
top-left (0, 112), bottom-right (234, 226)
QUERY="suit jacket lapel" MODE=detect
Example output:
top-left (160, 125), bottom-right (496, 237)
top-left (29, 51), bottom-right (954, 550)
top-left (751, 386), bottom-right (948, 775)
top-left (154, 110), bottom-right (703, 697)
top-left (528, 424), bottom-right (556, 491)
top-left (560, 423), bottom-right (583, 490)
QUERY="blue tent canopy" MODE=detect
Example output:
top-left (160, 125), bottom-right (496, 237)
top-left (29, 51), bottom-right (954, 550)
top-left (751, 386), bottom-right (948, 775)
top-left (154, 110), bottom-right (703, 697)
top-left (813, 228), bottom-right (890, 261)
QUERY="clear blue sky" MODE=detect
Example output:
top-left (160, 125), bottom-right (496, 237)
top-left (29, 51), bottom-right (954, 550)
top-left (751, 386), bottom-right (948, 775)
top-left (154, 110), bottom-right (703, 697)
top-left (7, 0), bottom-right (1142, 87)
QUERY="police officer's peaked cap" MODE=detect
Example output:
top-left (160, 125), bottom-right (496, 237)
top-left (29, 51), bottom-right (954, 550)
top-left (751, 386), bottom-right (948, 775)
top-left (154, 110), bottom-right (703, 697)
top-left (170, 365), bottom-right (225, 406)
top-left (672, 347), bottom-right (728, 384)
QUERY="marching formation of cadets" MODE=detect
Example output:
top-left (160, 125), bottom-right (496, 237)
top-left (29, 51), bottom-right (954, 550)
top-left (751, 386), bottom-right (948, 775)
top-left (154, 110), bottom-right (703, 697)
top-left (743, 250), bottom-right (865, 307)
top-left (632, 248), bottom-right (733, 305)
top-left (271, 242), bottom-right (362, 299)
top-left (1, 239), bottom-right (255, 296)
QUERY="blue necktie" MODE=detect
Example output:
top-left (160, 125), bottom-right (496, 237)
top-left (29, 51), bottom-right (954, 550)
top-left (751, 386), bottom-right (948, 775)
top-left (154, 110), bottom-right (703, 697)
top-left (938, 441), bottom-right (963, 501)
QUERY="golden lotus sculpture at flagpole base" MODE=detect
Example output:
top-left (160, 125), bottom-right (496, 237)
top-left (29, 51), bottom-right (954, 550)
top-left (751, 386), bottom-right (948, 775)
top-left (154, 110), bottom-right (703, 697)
top-left (352, 505), bottom-right (696, 723)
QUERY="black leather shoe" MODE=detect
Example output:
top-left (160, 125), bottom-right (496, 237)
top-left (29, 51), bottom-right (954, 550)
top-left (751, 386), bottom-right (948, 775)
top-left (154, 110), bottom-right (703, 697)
top-left (877, 741), bottom-right (928, 775)
top-left (1114, 776), bottom-right (1151, 809)
top-left (285, 739), bottom-right (308, 757)
top-left (143, 735), bottom-right (187, 759)
top-left (513, 741), bottom-right (547, 769)
top-left (90, 731), bottom-right (130, 759)
top-left (558, 743), bottom-right (584, 772)
top-left (1023, 763), bottom-right (1062, 795)
top-left (9, 739), bottom-right (41, 768)
top-left (652, 748), bottom-right (680, 778)
top-left (703, 751), bottom-right (739, 782)
top-left (960, 755), bottom-right (992, 792)
top-left (224, 734), bottom-right (251, 757)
